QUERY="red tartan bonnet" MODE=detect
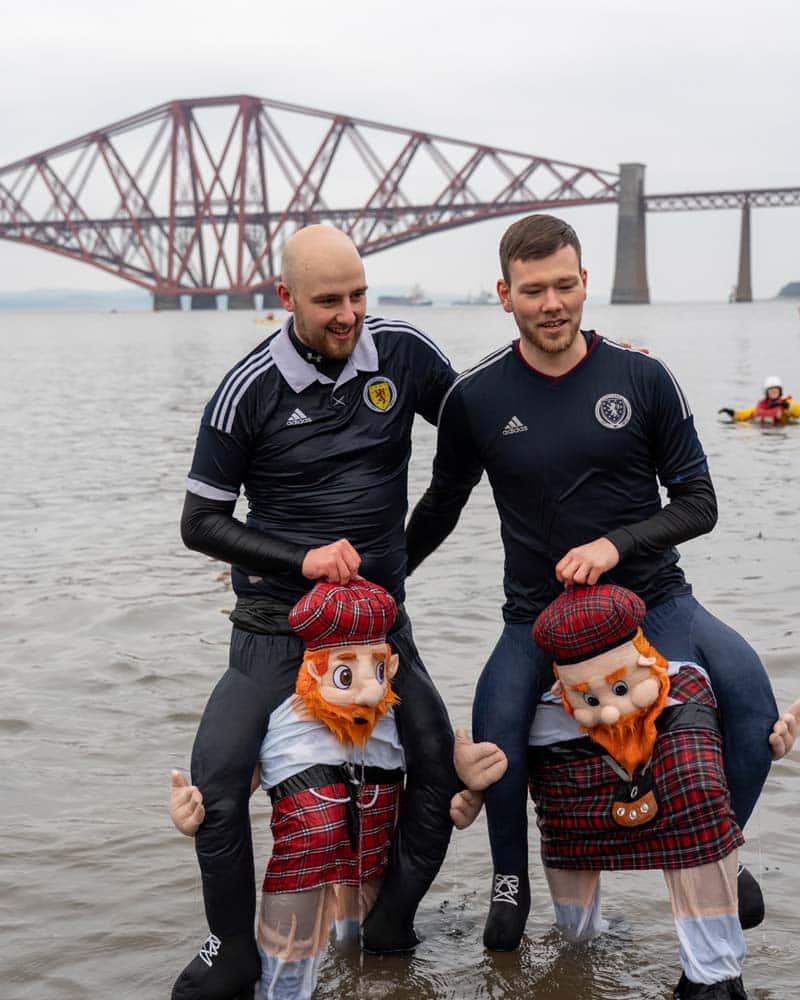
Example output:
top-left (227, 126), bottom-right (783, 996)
top-left (533, 584), bottom-right (646, 665)
top-left (289, 580), bottom-right (397, 649)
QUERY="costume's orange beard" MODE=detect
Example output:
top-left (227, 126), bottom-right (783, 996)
top-left (561, 631), bottom-right (671, 777)
top-left (294, 656), bottom-right (399, 747)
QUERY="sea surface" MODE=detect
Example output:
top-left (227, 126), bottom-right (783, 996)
top-left (1, 300), bottom-right (798, 999)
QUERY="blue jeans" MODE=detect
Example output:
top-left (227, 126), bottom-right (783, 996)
top-left (473, 593), bottom-right (777, 874)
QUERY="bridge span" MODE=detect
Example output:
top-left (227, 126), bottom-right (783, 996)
top-left (0, 96), bottom-right (796, 308)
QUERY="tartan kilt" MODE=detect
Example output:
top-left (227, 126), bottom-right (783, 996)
top-left (263, 781), bottom-right (401, 893)
top-left (529, 666), bottom-right (744, 871)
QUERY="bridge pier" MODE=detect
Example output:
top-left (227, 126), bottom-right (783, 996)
top-left (153, 293), bottom-right (182, 311)
top-left (733, 202), bottom-right (752, 302)
top-left (611, 163), bottom-right (650, 304)
top-left (191, 293), bottom-right (218, 310)
top-left (261, 288), bottom-right (281, 310)
top-left (228, 293), bottom-right (257, 310)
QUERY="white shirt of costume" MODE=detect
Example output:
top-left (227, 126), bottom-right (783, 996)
top-left (259, 693), bottom-right (406, 791)
top-left (529, 660), bottom-right (711, 746)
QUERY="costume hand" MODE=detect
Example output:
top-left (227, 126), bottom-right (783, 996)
top-left (555, 537), bottom-right (620, 586)
top-left (718, 407), bottom-right (735, 419)
top-left (450, 788), bottom-right (484, 830)
top-left (453, 727), bottom-right (508, 790)
top-left (769, 699), bottom-right (800, 761)
top-left (170, 770), bottom-right (205, 836)
top-left (301, 538), bottom-right (361, 583)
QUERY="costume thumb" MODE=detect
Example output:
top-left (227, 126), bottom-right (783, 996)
top-left (454, 727), bottom-right (472, 746)
top-left (171, 770), bottom-right (189, 790)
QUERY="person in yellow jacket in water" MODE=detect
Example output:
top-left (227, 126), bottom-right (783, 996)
top-left (719, 375), bottom-right (800, 425)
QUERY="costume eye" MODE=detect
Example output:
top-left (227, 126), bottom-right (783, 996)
top-left (582, 692), bottom-right (600, 707)
top-left (375, 660), bottom-right (386, 683)
top-left (332, 665), bottom-right (353, 689)
top-left (612, 681), bottom-right (629, 697)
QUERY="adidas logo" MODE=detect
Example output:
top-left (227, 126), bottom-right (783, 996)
top-left (502, 415), bottom-right (528, 436)
top-left (285, 408), bottom-right (312, 426)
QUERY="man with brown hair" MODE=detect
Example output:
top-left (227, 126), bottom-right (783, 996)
top-left (406, 213), bottom-right (781, 951)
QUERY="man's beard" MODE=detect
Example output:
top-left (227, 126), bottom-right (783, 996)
top-left (294, 311), bottom-right (363, 361)
top-left (294, 661), bottom-right (399, 746)
top-left (520, 320), bottom-right (580, 356)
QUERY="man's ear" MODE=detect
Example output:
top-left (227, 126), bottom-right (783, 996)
top-left (275, 280), bottom-right (294, 312)
top-left (387, 652), bottom-right (399, 680)
top-left (496, 278), bottom-right (513, 313)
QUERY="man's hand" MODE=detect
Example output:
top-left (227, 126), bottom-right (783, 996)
top-left (170, 770), bottom-right (205, 836)
top-left (301, 539), bottom-right (361, 583)
top-left (555, 537), bottom-right (620, 586)
top-left (769, 699), bottom-right (800, 761)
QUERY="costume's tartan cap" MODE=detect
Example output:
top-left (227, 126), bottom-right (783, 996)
top-left (533, 584), bottom-right (646, 665)
top-left (289, 580), bottom-right (397, 649)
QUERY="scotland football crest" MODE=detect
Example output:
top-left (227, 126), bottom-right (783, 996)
top-left (363, 376), bottom-right (398, 413)
top-left (595, 393), bottom-right (632, 429)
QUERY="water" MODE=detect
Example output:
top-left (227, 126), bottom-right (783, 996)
top-left (1, 300), bottom-right (798, 999)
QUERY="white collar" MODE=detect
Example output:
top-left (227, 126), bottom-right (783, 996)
top-left (269, 318), bottom-right (379, 393)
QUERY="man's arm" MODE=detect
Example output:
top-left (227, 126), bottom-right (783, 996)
top-left (405, 387), bottom-right (484, 574)
top-left (181, 492), bottom-right (362, 583)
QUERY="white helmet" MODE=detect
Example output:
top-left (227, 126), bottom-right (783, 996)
top-left (763, 375), bottom-right (782, 392)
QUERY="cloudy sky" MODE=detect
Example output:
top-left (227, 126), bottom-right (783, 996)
top-left (2, 0), bottom-right (798, 301)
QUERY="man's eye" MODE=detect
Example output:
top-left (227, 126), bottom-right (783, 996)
top-left (332, 665), bottom-right (353, 689)
top-left (583, 692), bottom-right (600, 707)
top-left (375, 661), bottom-right (385, 683)
top-left (612, 682), bottom-right (629, 697)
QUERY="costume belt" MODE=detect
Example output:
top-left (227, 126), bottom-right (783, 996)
top-left (269, 763), bottom-right (405, 850)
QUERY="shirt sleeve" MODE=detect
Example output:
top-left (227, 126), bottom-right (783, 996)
top-left (647, 358), bottom-right (708, 487)
top-left (407, 327), bottom-right (458, 426)
top-left (185, 374), bottom-right (262, 501)
top-left (406, 385), bottom-right (484, 573)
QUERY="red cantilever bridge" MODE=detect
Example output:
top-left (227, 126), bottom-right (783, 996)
top-left (0, 94), bottom-right (797, 308)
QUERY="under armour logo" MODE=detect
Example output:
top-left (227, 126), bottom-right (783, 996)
top-left (305, 350), bottom-right (323, 363)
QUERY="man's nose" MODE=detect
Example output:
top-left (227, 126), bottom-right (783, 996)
top-left (337, 301), bottom-right (357, 325)
top-left (541, 287), bottom-right (561, 311)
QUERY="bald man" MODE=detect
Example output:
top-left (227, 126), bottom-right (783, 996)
top-left (174, 226), bottom-right (460, 999)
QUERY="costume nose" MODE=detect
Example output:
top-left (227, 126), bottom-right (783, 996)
top-left (600, 705), bottom-right (620, 725)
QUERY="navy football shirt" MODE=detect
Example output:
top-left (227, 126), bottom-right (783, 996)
top-left (432, 332), bottom-right (705, 621)
top-left (186, 315), bottom-right (455, 604)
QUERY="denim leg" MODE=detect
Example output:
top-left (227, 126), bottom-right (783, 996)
top-left (643, 594), bottom-right (777, 829)
top-left (472, 622), bottom-right (555, 872)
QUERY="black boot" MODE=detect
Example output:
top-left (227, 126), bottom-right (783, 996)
top-left (172, 932), bottom-right (260, 1000)
top-left (737, 864), bottom-right (765, 930)
top-left (482, 870), bottom-right (531, 951)
top-left (673, 972), bottom-right (748, 999)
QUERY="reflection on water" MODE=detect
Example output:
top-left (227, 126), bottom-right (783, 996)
top-left (1, 301), bottom-right (798, 999)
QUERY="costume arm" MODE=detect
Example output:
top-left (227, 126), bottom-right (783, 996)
top-left (605, 471), bottom-right (717, 559)
top-left (181, 491), bottom-right (306, 574)
top-left (405, 388), bottom-right (484, 574)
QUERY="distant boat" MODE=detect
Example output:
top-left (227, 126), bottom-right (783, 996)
top-left (452, 289), bottom-right (496, 306)
top-left (378, 284), bottom-right (433, 307)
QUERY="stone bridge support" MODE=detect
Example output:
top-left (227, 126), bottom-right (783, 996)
top-left (733, 202), bottom-right (752, 302)
top-left (611, 163), bottom-right (650, 304)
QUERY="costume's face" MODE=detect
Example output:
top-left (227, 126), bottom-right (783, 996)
top-left (278, 244), bottom-right (367, 361)
top-left (309, 644), bottom-right (398, 707)
top-left (556, 641), bottom-right (662, 728)
top-left (297, 642), bottom-right (400, 746)
top-left (497, 245), bottom-right (588, 359)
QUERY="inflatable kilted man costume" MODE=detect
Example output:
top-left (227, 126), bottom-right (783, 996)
top-left (172, 580), bottom-right (406, 1000)
top-left (453, 584), bottom-right (749, 1000)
